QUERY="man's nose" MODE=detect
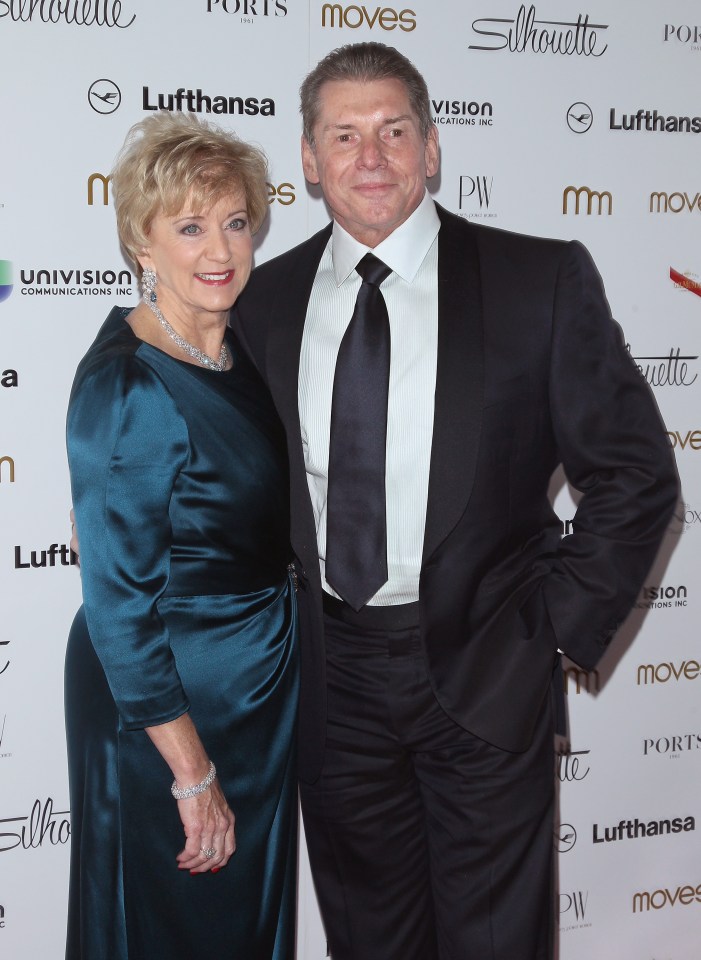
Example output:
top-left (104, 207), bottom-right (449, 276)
top-left (357, 137), bottom-right (386, 169)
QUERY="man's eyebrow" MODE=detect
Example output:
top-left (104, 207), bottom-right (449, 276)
top-left (322, 114), bottom-right (413, 133)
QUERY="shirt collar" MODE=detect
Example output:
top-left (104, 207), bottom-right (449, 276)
top-left (331, 190), bottom-right (440, 285)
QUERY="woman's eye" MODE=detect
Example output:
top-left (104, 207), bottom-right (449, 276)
top-left (181, 223), bottom-right (200, 235)
top-left (227, 218), bottom-right (248, 231)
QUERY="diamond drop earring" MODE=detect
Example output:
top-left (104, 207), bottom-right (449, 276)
top-left (141, 267), bottom-right (157, 303)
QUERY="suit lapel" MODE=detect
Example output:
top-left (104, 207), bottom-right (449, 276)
top-left (422, 206), bottom-right (484, 562)
top-left (265, 224), bottom-right (332, 418)
top-left (265, 224), bottom-right (332, 567)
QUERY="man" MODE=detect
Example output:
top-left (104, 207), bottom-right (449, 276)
top-left (232, 42), bottom-right (677, 960)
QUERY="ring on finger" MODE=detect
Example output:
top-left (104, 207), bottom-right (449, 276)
top-left (201, 846), bottom-right (217, 859)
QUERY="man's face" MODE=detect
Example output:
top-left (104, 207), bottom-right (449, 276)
top-left (302, 78), bottom-right (439, 247)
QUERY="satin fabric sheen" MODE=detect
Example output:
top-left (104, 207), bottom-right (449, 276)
top-left (65, 308), bottom-right (298, 959)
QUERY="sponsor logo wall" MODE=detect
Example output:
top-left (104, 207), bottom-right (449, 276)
top-left (0, 2), bottom-right (699, 958)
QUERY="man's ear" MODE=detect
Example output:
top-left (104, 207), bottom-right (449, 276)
top-left (424, 125), bottom-right (439, 179)
top-left (301, 136), bottom-right (320, 185)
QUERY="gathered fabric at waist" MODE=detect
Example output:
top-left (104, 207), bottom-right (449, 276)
top-left (163, 556), bottom-right (290, 597)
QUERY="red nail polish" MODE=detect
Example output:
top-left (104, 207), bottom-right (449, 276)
top-left (189, 870), bottom-right (198, 876)
top-left (211, 867), bottom-right (220, 874)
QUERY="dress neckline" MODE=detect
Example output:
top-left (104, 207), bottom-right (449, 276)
top-left (118, 307), bottom-right (236, 375)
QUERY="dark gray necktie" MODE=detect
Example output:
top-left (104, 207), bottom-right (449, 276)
top-left (325, 253), bottom-right (392, 611)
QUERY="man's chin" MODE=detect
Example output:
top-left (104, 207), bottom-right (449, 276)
top-left (336, 207), bottom-right (408, 242)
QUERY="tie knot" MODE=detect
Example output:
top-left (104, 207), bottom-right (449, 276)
top-left (356, 252), bottom-right (391, 288)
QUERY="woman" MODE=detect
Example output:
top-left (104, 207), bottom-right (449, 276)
top-left (65, 112), bottom-right (298, 959)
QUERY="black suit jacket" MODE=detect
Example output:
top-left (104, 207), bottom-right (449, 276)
top-left (232, 204), bottom-right (678, 782)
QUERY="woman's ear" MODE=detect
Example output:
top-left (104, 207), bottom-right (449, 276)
top-left (136, 248), bottom-right (153, 275)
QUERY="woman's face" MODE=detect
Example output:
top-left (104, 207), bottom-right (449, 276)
top-left (138, 191), bottom-right (253, 325)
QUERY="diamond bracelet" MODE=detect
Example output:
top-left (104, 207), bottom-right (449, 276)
top-left (171, 761), bottom-right (217, 800)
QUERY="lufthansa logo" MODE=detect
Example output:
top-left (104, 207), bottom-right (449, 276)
top-left (594, 815), bottom-right (695, 844)
top-left (555, 822), bottom-right (577, 853)
top-left (567, 102), bottom-right (593, 133)
top-left (88, 79), bottom-right (121, 114)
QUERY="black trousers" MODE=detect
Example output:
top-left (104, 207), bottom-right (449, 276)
top-left (300, 610), bottom-right (555, 960)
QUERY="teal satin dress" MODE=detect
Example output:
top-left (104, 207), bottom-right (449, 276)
top-left (64, 308), bottom-right (298, 959)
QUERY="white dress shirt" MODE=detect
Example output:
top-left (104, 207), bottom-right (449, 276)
top-left (298, 190), bottom-right (440, 604)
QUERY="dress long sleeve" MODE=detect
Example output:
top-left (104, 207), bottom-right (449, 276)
top-left (67, 350), bottom-right (190, 729)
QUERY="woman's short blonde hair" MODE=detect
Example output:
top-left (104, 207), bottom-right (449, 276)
top-left (112, 111), bottom-right (269, 276)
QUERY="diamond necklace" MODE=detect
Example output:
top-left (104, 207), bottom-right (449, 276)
top-left (143, 295), bottom-right (229, 372)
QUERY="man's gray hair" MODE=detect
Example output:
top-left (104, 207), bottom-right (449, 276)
top-left (300, 42), bottom-right (433, 146)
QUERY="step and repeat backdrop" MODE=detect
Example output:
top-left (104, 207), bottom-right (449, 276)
top-left (1, 1), bottom-right (699, 957)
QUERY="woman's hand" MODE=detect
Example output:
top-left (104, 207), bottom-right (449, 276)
top-left (145, 713), bottom-right (237, 874)
top-left (69, 508), bottom-right (80, 565)
top-left (176, 778), bottom-right (236, 874)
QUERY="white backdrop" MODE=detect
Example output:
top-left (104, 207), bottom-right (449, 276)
top-left (1, 2), bottom-right (699, 957)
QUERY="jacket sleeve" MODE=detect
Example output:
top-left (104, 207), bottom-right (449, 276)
top-left (67, 355), bottom-right (190, 728)
top-left (541, 240), bottom-right (678, 669)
